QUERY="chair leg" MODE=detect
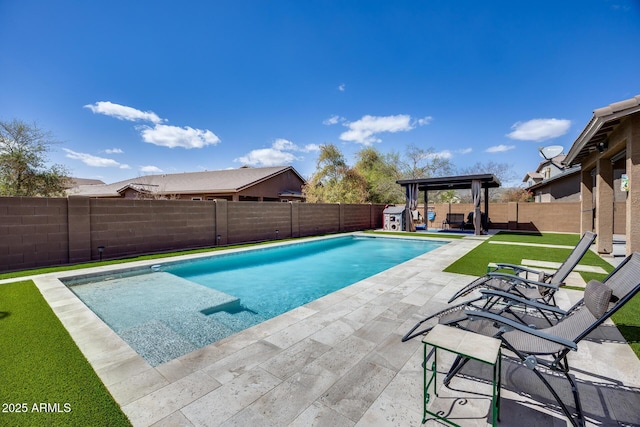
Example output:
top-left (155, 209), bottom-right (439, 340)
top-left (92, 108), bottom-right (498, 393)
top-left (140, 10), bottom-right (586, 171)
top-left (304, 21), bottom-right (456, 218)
top-left (564, 369), bottom-right (584, 427)
top-left (530, 367), bottom-right (582, 427)
top-left (442, 354), bottom-right (470, 386)
top-left (501, 341), bottom-right (584, 427)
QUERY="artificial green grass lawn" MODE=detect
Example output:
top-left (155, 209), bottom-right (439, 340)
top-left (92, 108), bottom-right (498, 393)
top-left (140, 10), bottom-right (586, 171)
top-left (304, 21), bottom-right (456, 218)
top-left (487, 231), bottom-right (583, 246)
top-left (445, 236), bottom-right (612, 278)
top-left (0, 229), bottom-right (637, 424)
top-left (445, 231), bottom-right (640, 358)
top-left (0, 281), bottom-right (131, 427)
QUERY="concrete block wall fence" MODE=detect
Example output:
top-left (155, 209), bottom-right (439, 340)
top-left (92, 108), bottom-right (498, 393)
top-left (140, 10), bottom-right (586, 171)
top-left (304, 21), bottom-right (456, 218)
top-left (0, 198), bottom-right (386, 273)
top-left (422, 202), bottom-right (582, 233)
top-left (0, 197), bottom-right (594, 273)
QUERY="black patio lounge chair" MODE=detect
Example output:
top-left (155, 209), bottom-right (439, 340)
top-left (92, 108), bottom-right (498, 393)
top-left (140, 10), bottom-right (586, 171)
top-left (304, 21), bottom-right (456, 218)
top-left (401, 232), bottom-right (597, 341)
top-left (446, 231), bottom-right (597, 305)
top-left (441, 252), bottom-right (640, 427)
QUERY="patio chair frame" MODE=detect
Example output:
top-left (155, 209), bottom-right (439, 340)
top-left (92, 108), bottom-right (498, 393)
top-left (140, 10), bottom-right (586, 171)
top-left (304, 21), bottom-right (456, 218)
top-left (445, 252), bottom-right (640, 427)
top-left (401, 232), bottom-right (597, 342)
top-left (446, 231), bottom-right (597, 305)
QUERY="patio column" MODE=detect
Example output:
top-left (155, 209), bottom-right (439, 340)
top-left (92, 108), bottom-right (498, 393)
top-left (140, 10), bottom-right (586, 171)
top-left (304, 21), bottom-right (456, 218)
top-left (596, 157), bottom-right (614, 254)
top-left (579, 167), bottom-right (594, 235)
top-left (627, 127), bottom-right (640, 255)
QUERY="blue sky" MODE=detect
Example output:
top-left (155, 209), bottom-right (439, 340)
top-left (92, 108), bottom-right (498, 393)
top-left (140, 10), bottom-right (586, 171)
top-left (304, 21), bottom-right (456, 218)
top-left (1, 1), bottom-right (639, 186)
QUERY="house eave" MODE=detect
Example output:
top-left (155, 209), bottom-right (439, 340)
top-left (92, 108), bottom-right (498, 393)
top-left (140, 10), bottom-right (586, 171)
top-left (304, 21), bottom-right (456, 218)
top-left (565, 95), bottom-right (640, 166)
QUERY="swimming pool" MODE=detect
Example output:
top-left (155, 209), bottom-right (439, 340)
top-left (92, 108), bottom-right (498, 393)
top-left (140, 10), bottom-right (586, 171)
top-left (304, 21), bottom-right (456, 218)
top-left (65, 235), bottom-right (446, 365)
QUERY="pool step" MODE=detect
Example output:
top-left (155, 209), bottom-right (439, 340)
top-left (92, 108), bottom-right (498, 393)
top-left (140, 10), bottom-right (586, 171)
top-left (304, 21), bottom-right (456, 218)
top-left (200, 299), bottom-right (242, 316)
top-left (120, 315), bottom-right (239, 366)
top-left (207, 309), bottom-right (265, 332)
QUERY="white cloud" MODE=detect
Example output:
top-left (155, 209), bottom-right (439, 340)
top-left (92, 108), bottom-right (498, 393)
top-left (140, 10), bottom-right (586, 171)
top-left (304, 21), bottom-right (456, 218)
top-left (486, 144), bottom-right (516, 153)
top-left (426, 150), bottom-right (452, 159)
top-left (138, 124), bottom-right (221, 149)
top-left (338, 84), bottom-right (346, 92)
top-left (235, 138), bottom-right (319, 167)
top-left (415, 116), bottom-right (433, 126)
top-left (105, 148), bottom-right (123, 154)
top-left (85, 101), bottom-right (221, 150)
top-left (340, 114), bottom-right (414, 145)
top-left (63, 148), bottom-right (131, 169)
top-left (272, 138), bottom-right (296, 151)
top-left (507, 118), bottom-right (571, 141)
top-left (323, 115), bottom-right (344, 126)
top-left (458, 148), bottom-right (473, 154)
top-left (236, 148), bottom-right (299, 166)
top-left (140, 165), bottom-right (163, 173)
top-left (271, 138), bottom-right (319, 153)
top-left (84, 101), bottom-right (163, 124)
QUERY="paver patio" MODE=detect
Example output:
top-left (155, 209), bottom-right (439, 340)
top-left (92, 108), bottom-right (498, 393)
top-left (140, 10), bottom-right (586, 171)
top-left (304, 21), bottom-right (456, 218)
top-left (20, 233), bottom-right (640, 426)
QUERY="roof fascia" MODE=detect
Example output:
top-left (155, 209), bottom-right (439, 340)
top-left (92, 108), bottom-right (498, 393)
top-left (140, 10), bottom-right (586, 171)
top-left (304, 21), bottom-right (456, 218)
top-left (525, 166), bottom-right (581, 190)
top-left (565, 100), bottom-right (640, 166)
top-left (235, 166), bottom-right (305, 191)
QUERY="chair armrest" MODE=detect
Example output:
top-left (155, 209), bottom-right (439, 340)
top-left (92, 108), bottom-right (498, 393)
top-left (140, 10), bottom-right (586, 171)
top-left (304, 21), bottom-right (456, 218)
top-left (486, 272), bottom-right (560, 291)
top-left (478, 289), bottom-right (567, 315)
top-left (493, 263), bottom-right (542, 276)
top-left (463, 310), bottom-right (578, 351)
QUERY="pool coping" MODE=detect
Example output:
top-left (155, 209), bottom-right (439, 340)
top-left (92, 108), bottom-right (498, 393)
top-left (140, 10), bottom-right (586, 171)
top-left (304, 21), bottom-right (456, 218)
top-left (54, 232), bottom-right (450, 368)
top-left (16, 232), bottom-right (640, 426)
top-left (25, 232), bottom-right (469, 422)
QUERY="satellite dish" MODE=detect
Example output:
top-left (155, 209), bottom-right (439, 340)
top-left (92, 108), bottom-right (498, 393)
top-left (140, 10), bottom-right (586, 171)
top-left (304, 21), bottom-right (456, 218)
top-left (538, 145), bottom-right (564, 160)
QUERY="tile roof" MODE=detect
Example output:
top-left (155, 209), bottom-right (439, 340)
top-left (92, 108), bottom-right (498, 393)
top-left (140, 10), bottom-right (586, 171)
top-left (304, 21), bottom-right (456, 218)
top-left (65, 178), bottom-right (106, 188)
top-left (522, 154), bottom-right (568, 182)
top-left (525, 165), bottom-right (581, 190)
top-left (68, 166), bottom-right (304, 197)
top-left (522, 172), bottom-right (543, 182)
top-left (565, 95), bottom-right (640, 165)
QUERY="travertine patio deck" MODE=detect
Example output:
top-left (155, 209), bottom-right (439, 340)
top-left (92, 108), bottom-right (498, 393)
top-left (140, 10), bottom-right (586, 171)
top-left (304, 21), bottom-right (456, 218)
top-left (21, 233), bottom-right (640, 426)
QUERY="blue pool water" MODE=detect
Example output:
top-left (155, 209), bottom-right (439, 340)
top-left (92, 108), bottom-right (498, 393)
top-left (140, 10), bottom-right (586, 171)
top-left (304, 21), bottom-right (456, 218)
top-left (67, 235), bottom-right (445, 365)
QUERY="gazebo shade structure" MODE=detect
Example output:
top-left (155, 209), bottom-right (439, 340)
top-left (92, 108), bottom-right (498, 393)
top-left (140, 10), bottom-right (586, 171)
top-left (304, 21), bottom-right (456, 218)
top-left (397, 174), bottom-right (501, 234)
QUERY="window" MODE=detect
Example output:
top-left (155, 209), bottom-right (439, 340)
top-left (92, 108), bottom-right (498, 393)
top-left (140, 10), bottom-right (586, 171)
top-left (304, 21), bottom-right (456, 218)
top-left (191, 197), bottom-right (202, 201)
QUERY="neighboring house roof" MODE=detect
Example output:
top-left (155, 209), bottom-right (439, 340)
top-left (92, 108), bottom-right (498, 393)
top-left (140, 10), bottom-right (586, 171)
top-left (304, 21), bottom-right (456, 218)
top-left (525, 165), bottom-right (581, 191)
top-left (65, 177), bottom-right (106, 188)
top-left (565, 94), bottom-right (640, 166)
top-left (545, 154), bottom-right (566, 170)
top-left (522, 171), bottom-right (543, 183)
top-left (68, 166), bottom-right (305, 197)
top-left (521, 154), bottom-right (566, 183)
